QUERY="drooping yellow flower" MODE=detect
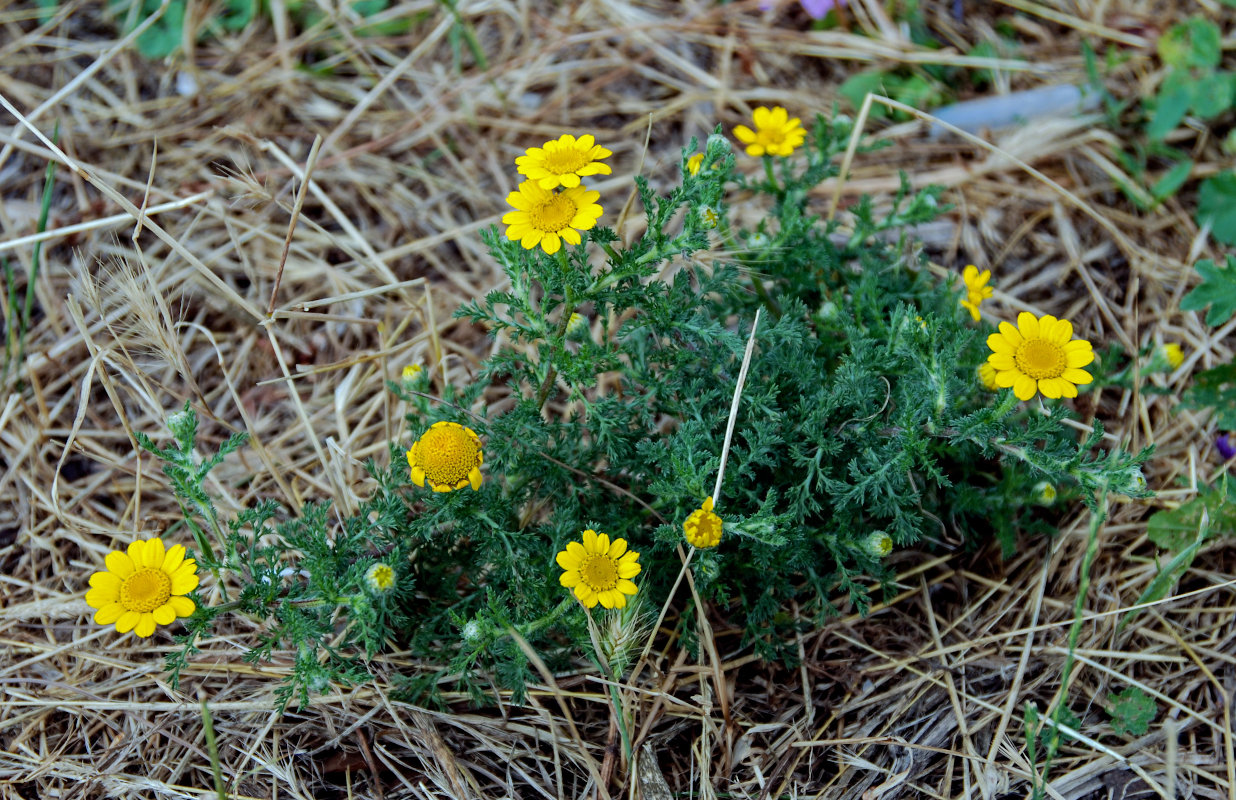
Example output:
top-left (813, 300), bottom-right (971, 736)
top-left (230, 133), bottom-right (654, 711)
top-left (503, 180), bottom-right (603, 255)
top-left (733, 106), bottom-right (806, 157)
top-left (960, 265), bottom-right (993, 322)
top-left (85, 538), bottom-right (198, 638)
top-left (686, 153), bottom-right (704, 175)
top-left (556, 529), bottom-right (641, 609)
top-left (977, 361), bottom-right (1000, 391)
top-left (407, 421), bottom-right (483, 492)
top-left (986, 312), bottom-right (1094, 401)
top-left (515, 134), bottom-right (612, 190)
top-left (366, 563), bottom-right (395, 593)
top-left (683, 497), bottom-right (723, 549)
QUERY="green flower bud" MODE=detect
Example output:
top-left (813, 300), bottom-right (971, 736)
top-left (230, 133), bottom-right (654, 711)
top-left (865, 531), bottom-right (893, 558)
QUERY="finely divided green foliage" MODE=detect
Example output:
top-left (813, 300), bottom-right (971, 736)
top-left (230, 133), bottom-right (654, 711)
top-left (151, 116), bottom-right (1150, 708)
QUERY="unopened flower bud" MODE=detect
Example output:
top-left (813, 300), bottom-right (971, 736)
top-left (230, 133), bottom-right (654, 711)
top-left (865, 531), bottom-right (893, 558)
top-left (1032, 481), bottom-right (1057, 506)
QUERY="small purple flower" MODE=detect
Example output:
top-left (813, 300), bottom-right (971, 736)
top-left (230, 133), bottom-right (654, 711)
top-left (801, 0), bottom-right (842, 17)
top-left (1217, 432), bottom-right (1236, 461)
top-left (760, 0), bottom-right (845, 19)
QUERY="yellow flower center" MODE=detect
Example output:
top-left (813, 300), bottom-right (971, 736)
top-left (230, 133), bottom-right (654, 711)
top-left (120, 567), bottom-right (172, 613)
top-left (687, 509), bottom-right (721, 546)
top-left (1014, 338), bottom-right (1066, 380)
top-left (529, 194), bottom-right (577, 234)
top-left (756, 128), bottom-right (787, 148)
top-left (368, 564), bottom-right (395, 591)
top-left (416, 426), bottom-right (481, 487)
top-left (542, 147), bottom-right (590, 175)
top-left (580, 554), bottom-right (619, 592)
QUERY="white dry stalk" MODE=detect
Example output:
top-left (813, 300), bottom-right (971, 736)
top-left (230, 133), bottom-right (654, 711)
top-left (712, 307), bottom-right (761, 507)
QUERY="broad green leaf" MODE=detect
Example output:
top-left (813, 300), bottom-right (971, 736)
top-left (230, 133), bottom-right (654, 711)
top-left (1125, 480), bottom-right (1233, 630)
top-left (1181, 253), bottom-right (1236, 323)
top-left (1150, 159), bottom-right (1192, 202)
top-left (1158, 18), bottom-right (1221, 69)
top-left (839, 73), bottom-right (892, 118)
top-left (1190, 72), bottom-right (1234, 118)
top-left (1181, 362), bottom-right (1236, 429)
top-left (1142, 71), bottom-right (1191, 140)
top-left (1147, 495), bottom-right (1210, 551)
top-left (1107, 687), bottom-right (1156, 737)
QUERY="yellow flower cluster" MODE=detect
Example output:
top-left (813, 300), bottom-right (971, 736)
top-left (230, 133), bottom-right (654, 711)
top-left (504, 133), bottom-right (609, 255)
top-left (960, 265), bottom-right (993, 321)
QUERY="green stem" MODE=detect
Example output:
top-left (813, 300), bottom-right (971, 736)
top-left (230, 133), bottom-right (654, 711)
top-left (534, 261), bottom-right (577, 411)
top-left (8, 125), bottom-right (57, 382)
top-left (608, 680), bottom-right (633, 762)
top-left (763, 155), bottom-right (777, 191)
top-left (1034, 490), bottom-right (1108, 798)
top-left (517, 596), bottom-right (574, 637)
top-left (750, 275), bottom-right (782, 320)
top-left (200, 698), bottom-right (228, 800)
top-left (721, 226), bottom-right (782, 320)
top-left (600, 242), bottom-right (621, 263)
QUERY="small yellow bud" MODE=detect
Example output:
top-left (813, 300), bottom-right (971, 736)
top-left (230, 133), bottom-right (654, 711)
top-left (1163, 343), bottom-right (1184, 370)
top-left (1032, 481), bottom-right (1057, 506)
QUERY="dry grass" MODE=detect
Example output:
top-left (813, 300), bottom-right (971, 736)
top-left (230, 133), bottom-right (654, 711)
top-left (1, 0), bottom-right (1234, 797)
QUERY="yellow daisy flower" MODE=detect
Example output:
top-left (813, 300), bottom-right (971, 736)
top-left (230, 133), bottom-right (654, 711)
top-left (977, 361), bottom-right (999, 391)
top-left (85, 538), bottom-right (198, 638)
top-left (503, 180), bottom-right (603, 255)
top-left (960, 265), bottom-right (993, 322)
top-left (407, 420), bottom-right (483, 492)
top-left (986, 312), bottom-right (1095, 401)
top-left (515, 133), bottom-right (612, 190)
top-left (686, 153), bottom-right (704, 175)
top-left (683, 497), bottom-right (723, 549)
top-left (556, 529), bottom-right (641, 609)
top-left (733, 106), bottom-right (806, 157)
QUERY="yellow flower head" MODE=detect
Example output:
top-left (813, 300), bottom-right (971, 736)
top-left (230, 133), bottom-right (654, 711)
top-left (686, 153), bottom-right (704, 176)
top-left (977, 361), bottom-right (999, 391)
top-left (733, 106), bottom-right (806, 158)
top-left (986, 312), bottom-right (1095, 401)
top-left (516, 133), bottom-right (612, 190)
top-left (556, 529), bottom-right (641, 609)
top-left (85, 538), bottom-right (198, 638)
top-left (365, 563), bottom-right (396, 593)
top-left (683, 497), bottom-right (723, 549)
top-left (503, 180), bottom-right (603, 255)
top-left (960, 265), bottom-right (994, 322)
top-left (407, 420), bottom-right (483, 492)
top-left (1163, 343), bottom-right (1184, 370)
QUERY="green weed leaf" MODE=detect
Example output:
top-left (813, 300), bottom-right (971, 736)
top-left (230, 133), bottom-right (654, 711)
top-left (1181, 253), bottom-right (1236, 323)
top-left (1106, 687), bottom-right (1156, 737)
top-left (1158, 18), bottom-right (1221, 69)
top-left (1181, 362), bottom-right (1236, 429)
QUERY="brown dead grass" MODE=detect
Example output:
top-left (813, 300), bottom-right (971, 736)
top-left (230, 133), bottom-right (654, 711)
top-left (1, 0), bottom-right (1234, 797)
